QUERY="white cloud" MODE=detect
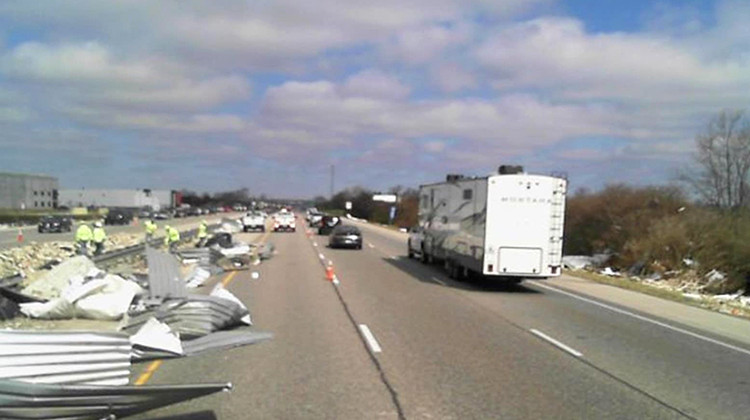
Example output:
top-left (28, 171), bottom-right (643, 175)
top-left (423, 140), bottom-right (446, 152)
top-left (382, 23), bottom-right (474, 64)
top-left (254, 76), bottom-right (624, 165)
top-left (430, 63), bottom-right (477, 92)
top-left (475, 17), bottom-right (750, 107)
top-left (2, 42), bottom-right (158, 85)
top-left (340, 70), bottom-right (411, 100)
top-left (0, 106), bottom-right (33, 123)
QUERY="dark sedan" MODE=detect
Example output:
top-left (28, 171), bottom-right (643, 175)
top-left (328, 225), bottom-right (363, 249)
top-left (37, 215), bottom-right (73, 233)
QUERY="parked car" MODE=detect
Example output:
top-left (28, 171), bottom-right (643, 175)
top-left (407, 226), bottom-right (425, 259)
top-left (152, 211), bottom-right (169, 220)
top-left (37, 215), bottom-right (72, 233)
top-left (317, 215), bottom-right (341, 235)
top-left (104, 209), bottom-right (133, 225)
top-left (329, 225), bottom-right (363, 249)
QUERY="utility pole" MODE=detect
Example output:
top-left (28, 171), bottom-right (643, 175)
top-left (330, 164), bottom-right (335, 198)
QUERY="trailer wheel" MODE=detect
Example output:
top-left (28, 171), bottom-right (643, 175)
top-left (420, 247), bottom-right (429, 264)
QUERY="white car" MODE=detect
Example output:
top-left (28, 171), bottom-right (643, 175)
top-left (273, 213), bottom-right (296, 232)
top-left (241, 211), bottom-right (266, 232)
top-left (407, 226), bottom-right (425, 259)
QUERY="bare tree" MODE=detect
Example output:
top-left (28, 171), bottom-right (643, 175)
top-left (681, 109), bottom-right (750, 208)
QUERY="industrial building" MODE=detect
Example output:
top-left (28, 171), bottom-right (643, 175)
top-left (0, 172), bottom-right (59, 210)
top-left (58, 189), bottom-right (178, 210)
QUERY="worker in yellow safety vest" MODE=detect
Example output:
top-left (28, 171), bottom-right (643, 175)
top-left (164, 225), bottom-right (181, 253)
top-left (92, 221), bottom-right (107, 255)
top-left (196, 220), bottom-right (208, 247)
top-left (144, 219), bottom-right (157, 241)
top-left (75, 222), bottom-right (93, 256)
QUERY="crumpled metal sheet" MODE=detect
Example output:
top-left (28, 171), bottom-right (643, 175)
top-left (183, 330), bottom-right (272, 356)
top-left (0, 331), bottom-right (131, 386)
top-left (132, 328), bottom-right (272, 362)
top-left (146, 248), bottom-right (186, 300)
top-left (119, 294), bottom-right (249, 339)
top-left (0, 378), bottom-right (231, 420)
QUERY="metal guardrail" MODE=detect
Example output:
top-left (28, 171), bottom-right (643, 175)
top-left (1, 223), bottom-right (221, 282)
top-left (92, 221), bottom-right (229, 265)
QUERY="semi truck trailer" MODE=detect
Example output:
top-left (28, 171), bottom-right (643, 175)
top-left (417, 166), bottom-right (567, 282)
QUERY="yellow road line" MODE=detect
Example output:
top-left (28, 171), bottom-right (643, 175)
top-left (134, 360), bottom-right (163, 386)
top-left (134, 268), bottom-right (238, 386)
top-left (133, 220), bottom-right (268, 386)
top-left (222, 270), bottom-right (238, 287)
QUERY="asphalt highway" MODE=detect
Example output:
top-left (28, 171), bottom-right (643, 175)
top-left (131, 217), bottom-right (750, 420)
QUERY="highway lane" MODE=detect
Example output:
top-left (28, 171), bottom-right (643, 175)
top-left (350, 219), bottom-right (750, 419)
top-left (131, 227), bottom-right (399, 419)
top-left (0, 213), bottom-right (243, 249)
top-left (134, 218), bottom-right (705, 419)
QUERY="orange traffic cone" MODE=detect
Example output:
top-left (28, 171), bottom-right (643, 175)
top-left (325, 262), bottom-right (335, 282)
top-left (16, 229), bottom-right (23, 243)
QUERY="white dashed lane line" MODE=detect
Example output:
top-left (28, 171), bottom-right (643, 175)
top-left (358, 324), bottom-right (383, 353)
top-left (530, 329), bottom-right (583, 358)
top-left (533, 282), bottom-right (750, 358)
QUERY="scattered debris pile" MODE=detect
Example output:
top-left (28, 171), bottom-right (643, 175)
top-left (217, 218), bottom-right (243, 234)
top-left (0, 242), bottom-right (76, 279)
top-left (190, 232), bottom-right (268, 271)
top-left (0, 242), bottom-right (273, 419)
top-left (0, 232), bottom-right (144, 280)
top-left (121, 286), bottom-right (252, 339)
top-left (562, 254), bottom-right (750, 317)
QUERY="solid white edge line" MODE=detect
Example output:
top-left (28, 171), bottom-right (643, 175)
top-left (530, 329), bottom-right (583, 357)
top-left (533, 282), bottom-right (750, 358)
top-left (358, 324), bottom-right (382, 353)
top-left (431, 276), bottom-right (447, 286)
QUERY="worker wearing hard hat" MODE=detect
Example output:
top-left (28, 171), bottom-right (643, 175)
top-left (197, 220), bottom-right (208, 247)
top-left (144, 219), bottom-right (157, 241)
top-left (164, 225), bottom-right (181, 253)
top-left (92, 221), bottom-right (107, 256)
top-left (75, 222), bottom-right (93, 256)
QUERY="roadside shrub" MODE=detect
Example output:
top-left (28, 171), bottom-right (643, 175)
top-left (620, 214), bottom-right (691, 271)
top-left (564, 184), bottom-right (687, 256)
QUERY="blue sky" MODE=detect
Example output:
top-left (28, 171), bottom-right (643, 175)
top-left (0, 0), bottom-right (747, 198)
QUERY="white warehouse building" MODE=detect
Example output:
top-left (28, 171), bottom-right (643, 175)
top-left (58, 189), bottom-right (175, 210)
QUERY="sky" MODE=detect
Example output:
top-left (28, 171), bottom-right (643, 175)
top-left (0, 0), bottom-right (748, 198)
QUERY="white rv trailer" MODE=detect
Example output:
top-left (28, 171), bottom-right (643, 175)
top-left (418, 169), bottom-right (566, 281)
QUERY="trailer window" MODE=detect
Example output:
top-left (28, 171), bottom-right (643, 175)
top-left (463, 189), bottom-right (473, 200)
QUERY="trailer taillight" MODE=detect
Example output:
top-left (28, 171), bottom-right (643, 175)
top-left (487, 264), bottom-right (493, 272)
top-left (551, 266), bottom-right (558, 274)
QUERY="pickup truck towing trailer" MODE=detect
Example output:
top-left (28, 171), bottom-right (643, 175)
top-left (419, 169), bottom-right (566, 282)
